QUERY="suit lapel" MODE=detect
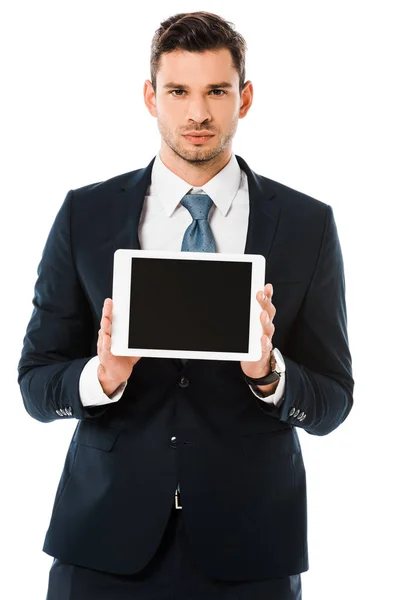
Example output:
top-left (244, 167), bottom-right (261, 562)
top-left (235, 154), bottom-right (280, 266)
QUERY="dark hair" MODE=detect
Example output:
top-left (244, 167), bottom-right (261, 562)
top-left (150, 11), bottom-right (247, 94)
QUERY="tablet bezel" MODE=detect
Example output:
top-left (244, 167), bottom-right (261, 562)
top-left (110, 249), bottom-right (265, 361)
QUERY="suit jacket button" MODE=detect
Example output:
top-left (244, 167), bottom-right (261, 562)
top-left (170, 436), bottom-right (177, 448)
top-left (179, 376), bottom-right (189, 388)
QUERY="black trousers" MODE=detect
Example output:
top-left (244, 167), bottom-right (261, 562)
top-left (46, 506), bottom-right (302, 600)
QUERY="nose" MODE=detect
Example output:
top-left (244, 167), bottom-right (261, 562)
top-left (185, 94), bottom-right (212, 124)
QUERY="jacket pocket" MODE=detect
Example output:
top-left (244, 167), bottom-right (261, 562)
top-left (241, 427), bottom-right (301, 459)
top-left (72, 419), bottom-right (122, 451)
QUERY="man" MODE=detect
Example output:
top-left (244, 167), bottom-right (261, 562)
top-left (17, 10), bottom-right (354, 600)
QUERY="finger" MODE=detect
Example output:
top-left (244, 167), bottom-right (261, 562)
top-left (260, 310), bottom-right (270, 326)
top-left (99, 330), bottom-right (112, 358)
top-left (102, 298), bottom-right (113, 320)
top-left (101, 316), bottom-right (112, 336)
top-left (100, 307), bottom-right (112, 333)
top-left (97, 328), bottom-right (103, 354)
top-left (267, 322), bottom-right (275, 339)
top-left (99, 299), bottom-right (113, 358)
top-left (257, 284), bottom-right (273, 305)
top-left (260, 306), bottom-right (276, 327)
top-left (104, 330), bottom-right (111, 352)
top-left (256, 290), bottom-right (265, 304)
top-left (260, 311), bottom-right (275, 337)
top-left (265, 300), bottom-right (276, 321)
top-left (263, 283), bottom-right (273, 299)
top-left (261, 333), bottom-right (272, 355)
top-left (259, 289), bottom-right (276, 321)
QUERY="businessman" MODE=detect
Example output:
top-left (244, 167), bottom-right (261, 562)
top-left (17, 10), bottom-right (354, 600)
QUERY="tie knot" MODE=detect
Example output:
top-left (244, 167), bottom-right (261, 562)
top-left (180, 193), bottom-right (214, 220)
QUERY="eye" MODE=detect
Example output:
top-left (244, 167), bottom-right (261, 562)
top-left (169, 89), bottom-right (226, 97)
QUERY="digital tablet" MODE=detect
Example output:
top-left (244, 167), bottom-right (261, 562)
top-left (110, 249), bottom-right (266, 361)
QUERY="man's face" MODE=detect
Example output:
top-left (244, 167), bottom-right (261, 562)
top-left (149, 48), bottom-right (250, 164)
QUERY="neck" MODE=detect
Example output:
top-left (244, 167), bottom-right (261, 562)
top-left (159, 144), bottom-right (232, 187)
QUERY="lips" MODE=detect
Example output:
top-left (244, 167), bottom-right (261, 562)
top-left (183, 134), bottom-right (214, 143)
top-left (183, 131), bottom-right (213, 136)
top-left (184, 134), bottom-right (213, 137)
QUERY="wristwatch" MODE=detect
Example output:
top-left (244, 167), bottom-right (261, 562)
top-left (241, 347), bottom-right (285, 386)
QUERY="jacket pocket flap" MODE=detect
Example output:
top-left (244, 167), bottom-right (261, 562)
top-left (241, 427), bottom-right (300, 457)
top-left (72, 419), bottom-right (121, 451)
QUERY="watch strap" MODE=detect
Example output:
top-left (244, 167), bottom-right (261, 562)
top-left (241, 347), bottom-right (281, 386)
top-left (242, 370), bottom-right (281, 386)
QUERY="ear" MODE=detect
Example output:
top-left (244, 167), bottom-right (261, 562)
top-left (239, 80), bottom-right (253, 119)
top-left (143, 80), bottom-right (157, 117)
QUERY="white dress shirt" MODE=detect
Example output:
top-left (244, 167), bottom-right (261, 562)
top-left (79, 152), bottom-right (286, 408)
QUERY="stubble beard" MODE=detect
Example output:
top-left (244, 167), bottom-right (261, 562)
top-left (158, 118), bottom-right (238, 166)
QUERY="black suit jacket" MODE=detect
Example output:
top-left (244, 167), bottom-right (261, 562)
top-left (17, 154), bottom-right (354, 581)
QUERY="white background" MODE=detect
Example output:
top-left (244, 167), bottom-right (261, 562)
top-left (2, 1), bottom-right (399, 598)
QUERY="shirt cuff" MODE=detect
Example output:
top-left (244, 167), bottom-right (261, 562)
top-left (248, 371), bottom-right (286, 406)
top-left (79, 356), bottom-right (128, 407)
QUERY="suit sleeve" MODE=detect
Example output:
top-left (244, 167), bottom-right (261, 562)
top-left (17, 189), bottom-right (110, 422)
top-left (253, 204), bottom-right (354, 436)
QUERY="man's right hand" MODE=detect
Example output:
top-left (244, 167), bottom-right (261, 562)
top-left (97, 297), bottom-right (141, 396)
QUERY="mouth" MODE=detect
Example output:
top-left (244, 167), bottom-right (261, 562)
top-left (183, 134), bottom-right (214, 144)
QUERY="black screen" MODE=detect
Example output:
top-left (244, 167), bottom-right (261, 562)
top-left (128, 257), bottom-right (252, 352)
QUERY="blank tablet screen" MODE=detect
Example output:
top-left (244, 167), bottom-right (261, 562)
top-left (128, 257), bottom-right (252, 353)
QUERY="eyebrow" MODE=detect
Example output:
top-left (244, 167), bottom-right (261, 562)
top-left (162, 81), bottom-right (233, 90)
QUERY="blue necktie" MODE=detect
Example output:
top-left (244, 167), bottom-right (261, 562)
top-left (180, 193), bottom-right (217, 252)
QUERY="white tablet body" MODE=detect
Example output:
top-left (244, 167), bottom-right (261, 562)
top-left (111, 249), bottom-right (266, 362)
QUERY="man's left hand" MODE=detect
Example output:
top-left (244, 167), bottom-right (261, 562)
top-left (240, 283), bottom-right (276, 379)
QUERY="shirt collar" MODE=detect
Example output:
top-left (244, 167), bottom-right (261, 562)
top-left (149, 151), bottom-right (243, 217)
